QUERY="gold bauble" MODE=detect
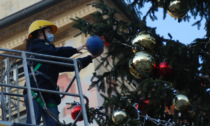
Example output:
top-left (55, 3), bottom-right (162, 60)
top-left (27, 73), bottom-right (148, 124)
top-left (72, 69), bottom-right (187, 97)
top-left (129, 51), bottom-right (155, 79)
top-left (167, 0), bottom-right (189, 19)
top-left (112, 110), bottom-right (128, 125)
top-left (173, 94), bottom-right (190, 111)
top-left (132, 33), bottom-right (156, 53)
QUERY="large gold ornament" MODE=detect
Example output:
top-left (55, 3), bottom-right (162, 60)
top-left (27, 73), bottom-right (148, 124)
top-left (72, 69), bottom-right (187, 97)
top-left (129, 51), bottom-right (155, 79)
top-left (132, 33), bottom-right (156, 53)
top-left (167, 0), bottom-right (189, 19)
top-left (173, 94), bottom-right (190, 111)
top-left (112, 110), bottom-right (128, 125)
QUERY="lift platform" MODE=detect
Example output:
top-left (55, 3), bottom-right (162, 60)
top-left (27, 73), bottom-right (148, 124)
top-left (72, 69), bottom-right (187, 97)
top-left (0, 48), bottom-right (89, 126)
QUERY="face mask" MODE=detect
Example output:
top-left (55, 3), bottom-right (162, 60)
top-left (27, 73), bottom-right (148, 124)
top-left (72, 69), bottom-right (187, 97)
top-left (46, 33), bottom-right (54, 43)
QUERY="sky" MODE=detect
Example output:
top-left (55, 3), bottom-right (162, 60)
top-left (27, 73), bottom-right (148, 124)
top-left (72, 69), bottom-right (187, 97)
top-left (126, 1), bottom-right (206, 45)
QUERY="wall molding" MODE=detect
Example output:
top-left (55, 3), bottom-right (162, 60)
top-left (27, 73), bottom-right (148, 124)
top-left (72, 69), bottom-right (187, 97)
top-left (0, 2), bottom-right (97, 49)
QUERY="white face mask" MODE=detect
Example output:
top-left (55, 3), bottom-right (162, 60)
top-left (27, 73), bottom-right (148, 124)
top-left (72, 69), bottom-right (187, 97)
top-left (47, 33), bottom-right (54, 43)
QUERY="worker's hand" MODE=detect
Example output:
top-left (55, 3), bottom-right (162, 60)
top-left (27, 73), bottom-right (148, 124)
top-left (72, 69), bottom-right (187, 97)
top-left (91, 49), bottom-right (104, 59)
top-left (77, 43), bottom-right (87, 53)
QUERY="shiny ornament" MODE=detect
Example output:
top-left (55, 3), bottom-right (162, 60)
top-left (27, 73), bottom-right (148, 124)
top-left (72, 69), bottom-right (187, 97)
top-left (71, 105), bottom-right (83, 121)
top-left (168, 0), bottom-right (189, 19)
top-left (112, 110), bottom-right (128, 125)
top-left (132, 33), bottom-right (156, 53)
top-left (173, 94), bottom-right (189, 111)
top-left (157, 62), bottom-right (173, 78)
top-left (129, 51), bottom-right (155, 79)
top-left (206, 88), bottom-right (210, 95)
top-left (86, 35), bottom-right (104, 55)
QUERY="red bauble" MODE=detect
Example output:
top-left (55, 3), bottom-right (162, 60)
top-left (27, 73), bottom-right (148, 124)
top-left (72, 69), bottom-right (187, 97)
top-left (158, 62), bottom-right (173, 78)
top-left (71, 105), bottom-right (83, 121)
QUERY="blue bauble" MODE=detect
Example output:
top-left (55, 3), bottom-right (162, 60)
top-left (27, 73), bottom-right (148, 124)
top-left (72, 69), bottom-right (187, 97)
top-left (86, 36), bottom-right (104, 55)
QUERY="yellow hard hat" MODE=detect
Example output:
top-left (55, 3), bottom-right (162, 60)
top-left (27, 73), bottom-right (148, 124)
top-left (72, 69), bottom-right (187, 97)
top-left (28, 20), bottom-right (57, 38)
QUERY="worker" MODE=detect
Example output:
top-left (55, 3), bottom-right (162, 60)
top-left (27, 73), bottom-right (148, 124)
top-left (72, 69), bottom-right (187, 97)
top-left (23, 20), bottom-right (102, 126)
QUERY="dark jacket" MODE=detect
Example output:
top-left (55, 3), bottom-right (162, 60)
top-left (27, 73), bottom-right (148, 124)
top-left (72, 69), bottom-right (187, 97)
top-left (24, 39), bottom-right (92, 104)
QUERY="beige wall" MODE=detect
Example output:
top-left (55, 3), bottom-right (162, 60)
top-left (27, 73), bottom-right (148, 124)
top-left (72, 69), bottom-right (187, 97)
top-left (0, 1), bottom-right (100, 125)
top-left (56, 35), bottom-right (100, 126)
top-left (0, 0), bottom-right (133, 125)
top-left (0, 0), bottom-right (41, 19)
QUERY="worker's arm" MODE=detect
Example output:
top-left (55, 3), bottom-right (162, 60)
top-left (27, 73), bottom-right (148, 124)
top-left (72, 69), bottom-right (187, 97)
top-left (56, 49), bottom-right (103, 72)
top-left (56, 55), bottom-right (93, 72)
top-left (29, 39), bottom-right (78, 57)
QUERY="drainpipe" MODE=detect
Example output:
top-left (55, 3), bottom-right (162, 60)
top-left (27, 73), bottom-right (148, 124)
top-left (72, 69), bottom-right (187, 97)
top-left (0, 0), bottom-right (63, 29)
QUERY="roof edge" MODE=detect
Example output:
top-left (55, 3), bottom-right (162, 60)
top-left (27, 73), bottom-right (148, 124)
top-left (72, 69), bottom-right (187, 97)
top-left (0, 0), bottom-right (63, 29)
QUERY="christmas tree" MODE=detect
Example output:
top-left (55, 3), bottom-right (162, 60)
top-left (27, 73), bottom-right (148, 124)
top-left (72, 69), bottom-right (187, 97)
top-left (69, 0), bottom-right (210, 125)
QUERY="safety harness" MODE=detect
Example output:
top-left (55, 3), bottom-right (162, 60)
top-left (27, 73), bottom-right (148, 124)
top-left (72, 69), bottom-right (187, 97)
top-left (30, 63), bottom-right (57, 108)
top-left (29, 62), bottom-right (62, 125)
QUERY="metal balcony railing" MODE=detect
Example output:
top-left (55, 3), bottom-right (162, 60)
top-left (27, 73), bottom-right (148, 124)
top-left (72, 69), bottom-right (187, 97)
top-left (0, 48), bottom-right (89, 126)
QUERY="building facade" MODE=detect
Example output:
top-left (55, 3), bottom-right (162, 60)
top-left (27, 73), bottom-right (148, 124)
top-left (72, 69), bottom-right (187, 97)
top-left (0, 0), bottom-right (133, 125)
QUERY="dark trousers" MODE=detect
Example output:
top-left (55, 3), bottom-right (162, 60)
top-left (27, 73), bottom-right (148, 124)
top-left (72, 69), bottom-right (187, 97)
top-left (24, 94), bottom-right (59, 126)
